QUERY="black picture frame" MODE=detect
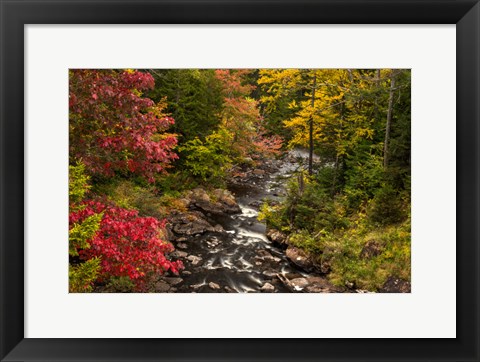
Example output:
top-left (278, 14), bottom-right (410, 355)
top-left (1, 0), bottom-right (479, 361)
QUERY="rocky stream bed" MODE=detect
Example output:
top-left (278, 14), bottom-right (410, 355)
top-left (155, 150), bottom-right (347, 293)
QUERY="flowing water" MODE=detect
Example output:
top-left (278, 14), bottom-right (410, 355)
top-left (175, 149), bottom-right (322, 293)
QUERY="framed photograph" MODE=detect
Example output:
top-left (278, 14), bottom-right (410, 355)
top-left (1, 0), bottom-right (478, 361)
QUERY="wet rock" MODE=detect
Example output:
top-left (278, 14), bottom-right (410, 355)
top-left (182, 271), bottom-right (192, 275)
top-left (190, 283), bottom-right (204, 290)
top-left (190, 188), bottom-right (211, 203)
top-left (256, 249), bottom-right (273, 258)
top-left (177, 237), bottom-right (188, 242)
top-left (154, 281), bottom-right (171, 293)
top-left (284, 272), bottom-right (303, 279)
top-left (164, 227), bottom-right (175, 241)
top-left (187, 187), bottom-right (241, 215)
top-left (205, 236), bottom-right (222, 248)
top-left (176, 243), bottom-right (188, 249)
top-left (266, 229), bottom-right (287, 246)
top-left (262, 269), bottom-right (277, 277)
top-left (213, 224), bottom-right (225, 233)
top-left (278, 274), bottom-right (341, 293)
top-left (249, 200), bottom-right (262, 209)
top-left (260, 283), bottom-right (275, 293)
top-left (304, 277), bottom-right (342, 293)
top-left (208, 282), bottom-right (221, 290)
top-left (290, 277), bottom-right (310, 290)
top-left (170, 211), bottom-right (216, 236)
top-left (162, 277), bottom-right (183, 286)
top-left (380, 277), bottom-right (411, 293)
top-left (255, 249), bottom-right (281, 263)
top-left (360, 240), bottom-right (383, 259)
top-left (255, 261), bottom-right (262, 266)
top-left (224, 286), bottom-right (236, 293)
top-left (233, 172), bottom-right (248, 179)
top-left (171, 250), bottom-right (188, 258)
top-left (187, 255), bottom-right (203, 265)
top-left (286, 246), bottom-right (315, 272)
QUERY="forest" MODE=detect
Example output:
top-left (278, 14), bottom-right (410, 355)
top-left (69, 68), bottom-right (411, 293)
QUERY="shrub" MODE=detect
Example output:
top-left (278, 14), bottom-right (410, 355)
top-left (288, 229), bottom-right (324, 255)
top-left (69, 163), bottom-right (183, 292)
top-left (367, 183), bottom-right (406, 225)
top-left (105, 276), bottom-right (136, 293)
top-left (69, 258), bottom-right (101, 293)
top-left (344, 153), bottom-right (384, 210)
top-left (180, 127), bottom-right (233, 182)
top-left (282, 176), bottom-right (348, 233)
top-left (328, 218), bottom-right (411, 291)
top-left (69, 163), bottom-right (102, 292)
top-left (71, 200), bottom-right (184, 290)
top-left (258, 201), bottom-right (288, 231)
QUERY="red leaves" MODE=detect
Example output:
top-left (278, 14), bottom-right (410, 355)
top-left (70, 200), bottom-right (183, 289)
top-left (69, 69), bottom-right (178, 182)
top-left (214, 69), bottom-right (284, 159)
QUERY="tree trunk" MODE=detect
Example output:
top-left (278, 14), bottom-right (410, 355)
top-left (332, 154), bottom-right (340, 197)
top-left (308, 74), bottom-right (317, 175)
top-left (383, 72), bottom-right (396, 169)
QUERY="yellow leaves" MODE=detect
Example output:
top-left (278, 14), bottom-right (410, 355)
top-left (355, 128), bottom-right (375, 139)
top-left (288, 99), bottom-right (298, 109)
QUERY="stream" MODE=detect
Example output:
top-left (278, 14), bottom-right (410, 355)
top-left (171, 149), bottom-right (329, 293)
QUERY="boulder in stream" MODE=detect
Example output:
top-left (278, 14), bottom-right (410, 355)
top-left (169, 211), bottom-right (216, 237)
top-left (266, 228), bottom-right (287, 246)
top-left (260, 282), bottom-right (275, 293)
top-left (208, 282), bottom-right (221, 290)
top-left (187, 187), bottom-right (241, 215)
top-left (285, 246), bottom-right (316, 272)
top-left (277, 274), bottom-right (342, 293)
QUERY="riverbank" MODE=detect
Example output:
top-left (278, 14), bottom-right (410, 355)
top-left (153, 151), bottom-right (341, 293)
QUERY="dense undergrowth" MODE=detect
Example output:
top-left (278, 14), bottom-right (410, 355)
top-left (69, 68), bottom-right (411, 293)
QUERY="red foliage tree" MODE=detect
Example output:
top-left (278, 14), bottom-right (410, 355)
top-left (69, 69), bottom-right (178, 182)
top-left (214, 69), bottom-right (282, 159)
top-left (70, 199), bottom-right (183, 290)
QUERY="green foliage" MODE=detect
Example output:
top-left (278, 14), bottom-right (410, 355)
top-left (69, 162), bottom-right (101, 291)
top-left (148, 69), bottom-right (224, 142)
top-left (258, 201), bottom-right (288, 231)
top-left (367, 183), bottom-right (407, 225)
top-left (179, 127), bottom-right (233, 182)
top-left (69, 163), bottom-right (91, 203)
top-left (328, 217), bottom-right (411, 290)
top-left (69, 162), bottom-right (103, 257)
top-left (94, 180), bottom-right (162, 217)
top-left (288, 229), bottom-right (325, 255)
top-left (344, 151), bottom-right (384, 209)
top-left (105, 276), bottom-right (136, 293)
top-left (69, 257), bottom-right (101, 293)
top-left (94, 179), bottom-right (191, 220)
top-left (281, 176), bottom-right (349, 233)
top-left (156, 171), bottom-right (199, 195)
top-left (69, 213), bottom-right (103, 256)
